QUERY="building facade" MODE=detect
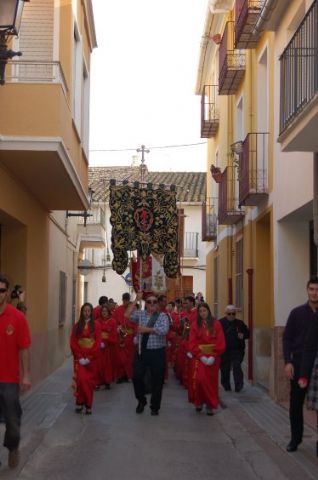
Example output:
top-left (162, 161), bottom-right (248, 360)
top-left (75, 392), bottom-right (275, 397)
top-left (197, 0), bottom-right (317, 400)
top-left (0, 0), bottom-right (97, 383)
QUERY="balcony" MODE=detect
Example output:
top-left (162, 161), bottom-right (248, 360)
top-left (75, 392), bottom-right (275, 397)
top-left (278, 0), bottom-right (318, 152)
top-left (218, 167), bottom-right (245, 225)
top-left (201, 85), bottom-right (219, 138)
top-left (219, 22), bottom-right (246, 95)
top-left (183, 232), bottom-right (199, 258)
top-left (202, 198), bottom-right (218, 241)
top-left (238, 133), bottom-right (269, 206)
top-left (77, 207), bottom-right (106, 249)
top-left (234, 0), bottom-right (265, 49)
top-left (0, 61), bottom-right (88, 210)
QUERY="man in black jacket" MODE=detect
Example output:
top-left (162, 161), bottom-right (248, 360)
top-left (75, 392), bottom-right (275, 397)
top-left (283, 277), bottom-right (318, 452)
top-left (219, 305), bottom-right (249, 393)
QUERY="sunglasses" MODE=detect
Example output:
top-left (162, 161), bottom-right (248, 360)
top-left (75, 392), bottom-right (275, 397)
top-left (0, 288), bottom-right (7, 293)
top-left (146, 300), bottom-right (158, 305)
top-left (227, 312), bottom-right (236, 316)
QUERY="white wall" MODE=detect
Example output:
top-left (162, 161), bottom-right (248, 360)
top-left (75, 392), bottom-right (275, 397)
top-left (271, 0), bottom-right (314, 327)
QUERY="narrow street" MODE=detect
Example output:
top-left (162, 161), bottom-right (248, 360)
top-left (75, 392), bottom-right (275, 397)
top-left (0, 360), bottom-right (317, 480)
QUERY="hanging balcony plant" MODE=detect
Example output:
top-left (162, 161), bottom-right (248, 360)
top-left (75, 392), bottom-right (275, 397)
top-left (210, 164), bottom-right (222, 183)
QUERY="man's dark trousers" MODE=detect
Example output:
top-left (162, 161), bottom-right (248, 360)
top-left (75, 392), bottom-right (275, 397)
top-left (0, 383), bottom-right (22, 451)
top-left (289, 355), bottom-right (307, 444)
top-left (221, 350), bottom-right (244, 390)
top-left (133, 348), bottom-right (166, 411)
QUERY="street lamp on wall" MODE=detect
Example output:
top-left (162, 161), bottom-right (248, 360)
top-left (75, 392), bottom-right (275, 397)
top-left (0, 0), bottom-right (27, 85)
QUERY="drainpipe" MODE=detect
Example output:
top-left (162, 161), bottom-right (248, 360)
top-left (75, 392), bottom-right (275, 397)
top-left (253, 0), bottom-right (279, 34)
top-left (246, 268), bottom-right (254, 381)
top-left (314, 154), bottom-right (318, 255)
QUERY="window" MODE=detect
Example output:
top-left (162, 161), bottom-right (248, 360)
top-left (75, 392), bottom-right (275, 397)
top-left (73, 24), bottom-right (82, 132)
top-left (59, 271), bottom-right (67, 327)
top-left (81, 62), bottom-right (90, 155)
top-left (235, 238), bottom-right (243, 312)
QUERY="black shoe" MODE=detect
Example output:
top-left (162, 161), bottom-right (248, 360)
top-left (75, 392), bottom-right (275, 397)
top-left (316, 441), bottom-right (318, 457)
top-left (136, 398), bottom-right (147, 414)
top-left (286, 440), bottom-right (299, 452)
top-left (151, 409), bottom-right (159, 416)
top-left (195, 406), bottom-right (203, 412)
top-left (235, 386), bottom-right (242, 393)
top-left (75, 405), bottom-right (84, 414)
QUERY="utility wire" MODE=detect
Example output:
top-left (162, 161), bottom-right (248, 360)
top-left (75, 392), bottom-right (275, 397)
top-left (89, 141), bottom-right (207, 152)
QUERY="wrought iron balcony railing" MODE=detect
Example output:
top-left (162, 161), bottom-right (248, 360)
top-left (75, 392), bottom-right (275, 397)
top-left (218, 166), bottom-right (245, 225)
top-left (6, 60), bottom-right (68, 93)
top-left (279, 0), bottom-right (318, 134)
top-left (219, 21), bottom-right (246, 95)
top-left (234, 0), bottom-right (265, 49)
top-left (238, 132), bottom-right (269, 206)
top-left (202, 197), bottom-right (218, 241)
top-left (183, 232), bottom-right (199, 258)
top-left (201, 85), bottom-right (219, 138)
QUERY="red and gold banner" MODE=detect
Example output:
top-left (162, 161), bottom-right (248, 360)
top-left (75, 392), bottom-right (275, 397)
top-left (109, 181), bottom-right (179, 278)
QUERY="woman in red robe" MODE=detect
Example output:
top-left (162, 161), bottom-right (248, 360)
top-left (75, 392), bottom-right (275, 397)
top-left (70, 303), bottom-right (101, 414)
top-left (189, 302), bottom-right (225, 415)
top-left (114, 305), bottom-right (138, 382)
top-left (95, 304), bottom-right (117, 389)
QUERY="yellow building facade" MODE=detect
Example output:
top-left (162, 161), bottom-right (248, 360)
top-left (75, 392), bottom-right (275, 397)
top-left (0, 0), bottom-right (97, 383)
top-left (197, 0), bottom-right (317, 401)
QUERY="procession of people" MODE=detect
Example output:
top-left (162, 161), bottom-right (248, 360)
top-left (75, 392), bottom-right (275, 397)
top-left (70, 291), bottom-right (250, 419)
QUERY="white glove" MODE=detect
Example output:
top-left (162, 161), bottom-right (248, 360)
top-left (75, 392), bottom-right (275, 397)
top-left (186, 352), bottom-right (193, 359)
top-left (84, 358), bottom-right (90, 365)
top-left (100, 342), bottom-right (105, 349)
top-left (206, 356), bottom-right (215, 366)
top-left (133, 336), bottom-right (139, 345)
top-left (167, 341), bottom-right (172, 347)
top-left (200, 356), bottom-right (209, 365)
top-left (79, 358), bottom-right (87, 366)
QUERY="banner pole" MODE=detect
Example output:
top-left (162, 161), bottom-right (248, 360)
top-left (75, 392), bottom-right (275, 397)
top-left (138, 254), bottom-right (143, 355)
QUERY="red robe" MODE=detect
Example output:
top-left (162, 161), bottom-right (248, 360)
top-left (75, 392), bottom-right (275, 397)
top-left (95, 316), bottom-right (117, 385)
top-left (93, 305), bottom-right (102, 320)
top-left (189, 320), bottom-right (225, 409)
top-left (113, 305), bottom-right (137, 380)
top-left (175, 309), bottom-right (196, 385)
top-left (166, 311), bottom-right (182, 367)
top-left (70, 322), bottom-right (102, 408)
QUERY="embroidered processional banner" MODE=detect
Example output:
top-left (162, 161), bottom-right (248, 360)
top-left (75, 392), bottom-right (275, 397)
top-left (109, 181), bottom-right (179, 278)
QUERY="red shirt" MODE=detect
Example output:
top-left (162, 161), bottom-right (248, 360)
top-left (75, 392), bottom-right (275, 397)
top-left (0, 304), bottom-right (31, 383)
top-left (93, 305), bottom-right (102, 320)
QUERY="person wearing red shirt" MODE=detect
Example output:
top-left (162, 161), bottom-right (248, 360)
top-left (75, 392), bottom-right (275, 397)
top-left (0, 276), bottom-right (31, 469)
top-left (93, 296), bottom-right (108, 320)
top-left (95, 304), bottom-right (117, 389)
top-left (189, 302), bottom-right (225, 415)
top-left (176, 296), bottom-right (197, 387)
top-left (113, 293), bottom-right (137, 383)
top-left (70, 303), bottom-right (101, 415)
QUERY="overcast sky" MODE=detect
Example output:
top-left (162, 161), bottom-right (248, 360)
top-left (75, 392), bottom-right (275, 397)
top-left (89, 0), bottom-right (208, 172)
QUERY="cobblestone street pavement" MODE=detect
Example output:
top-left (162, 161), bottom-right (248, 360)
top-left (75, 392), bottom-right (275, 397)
top-left (0, 360), bottom-right (317, 480)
